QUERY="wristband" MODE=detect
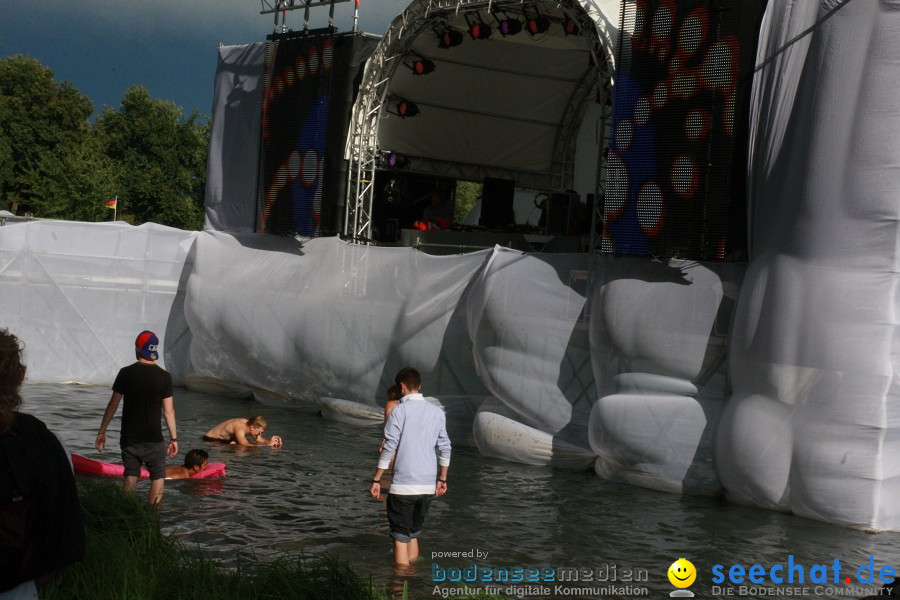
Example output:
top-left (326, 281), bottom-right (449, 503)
top-left (170, 439), bottom-right (177, 443)
top-left (372, 479), bottom-right (381, 483)
top-left (438, 479), bottom-right (447, 483)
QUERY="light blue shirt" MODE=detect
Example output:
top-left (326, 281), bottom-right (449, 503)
top-left (378, 393), bottom-right (451, 495)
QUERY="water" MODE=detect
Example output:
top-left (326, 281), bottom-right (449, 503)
top-left (21, 383), bottom-right (900, 600)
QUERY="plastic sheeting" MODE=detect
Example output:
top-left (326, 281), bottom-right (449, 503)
top-left (203, 43), bottom-right (266, 233)
top-left (716, 0), bottom-right (900, 530)
top-left (0, 221), bottom-right (197, 384)
top-left (183, 233), bottom-right (490, 411)
top-left (2, 213), bottom-right (896, 528)
top-left (589, 257), bottom-right (744, 496)
top-left (3, 223), bottom-right (742, 485)
top-left (466, 249), bottom-right (594, 444)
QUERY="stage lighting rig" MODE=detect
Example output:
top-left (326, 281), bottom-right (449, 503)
top-left (494, 13), bottom-right (523, 37)
top-left (524, 8), bottom-right (550, 36)
top-left (465, 13), bottom-right (492, 40)
top-left (383, 151), bottom-right (409, 169)
top-left (436, 24), bottom-right (464, 49)
top-left (414, 57), bottom-right (435, 75)
top-left (404, 52), bottom-right (435, 76)
top-left (563, 16), bottom-right (580, 36)
top-left (394, 98), bottom-right (420, 118)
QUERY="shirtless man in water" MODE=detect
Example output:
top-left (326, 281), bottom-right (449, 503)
top-left (166, 448), bottom-right (210, 479)
top-left (203, 416), bottom-right (283, 447)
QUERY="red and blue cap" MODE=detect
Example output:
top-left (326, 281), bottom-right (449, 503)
top-left (135, 330), bottom-right (159, 361)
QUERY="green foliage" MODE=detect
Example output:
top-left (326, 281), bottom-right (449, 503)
top-left (96, 87), bottom-right (209, 230)
top-left (44, 481), bottom-right (383, 600)
top-left (454, 180), bottom-right (482, 223)
top-left (0, 55), bottom-right (95, 216)
top-left (0, 56), bottom-right (209, 228)
top-left (43, 481), bottom-right (507, 600)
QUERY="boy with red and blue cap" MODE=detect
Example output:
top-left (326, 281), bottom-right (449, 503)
top-left (95, 330), bottom-right (178, 504)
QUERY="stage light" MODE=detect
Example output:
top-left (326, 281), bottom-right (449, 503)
top-left (468, 20), bottom-right (492, 40)
top-left (412, 58), bottom-right (435, 75)
top-left (497, 17), bottom-right (523, 37)
top-left (396, 99), bottom-right (420, 118)
top-left (563, 17), bottom-right (579, 36)
top-left (527, 15), bottom-right (550, 35)
top-left (438, 29), bottom-right (464, 49)
top-left (385, 151), bottom-right (409, 169)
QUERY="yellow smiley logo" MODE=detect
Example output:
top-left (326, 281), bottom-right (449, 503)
top-left (668, 558), bottom-right (696, 588)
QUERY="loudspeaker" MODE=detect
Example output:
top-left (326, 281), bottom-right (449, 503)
top-left (480, 177), bottom-right (515, 229)
top-left (546, 191), bottom-right (580, 235)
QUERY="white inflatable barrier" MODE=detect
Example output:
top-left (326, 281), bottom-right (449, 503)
top-left (474, 399), bottom-right (596, 470)
top-left (318, 397), bottom-right (384, 426)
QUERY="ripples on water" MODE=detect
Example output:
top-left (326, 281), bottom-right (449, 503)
top-left (22, 383), bottom-right (900, 599)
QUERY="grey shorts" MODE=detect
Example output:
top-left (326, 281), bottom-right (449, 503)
top-left (121, 442), bottom-right (166, 480)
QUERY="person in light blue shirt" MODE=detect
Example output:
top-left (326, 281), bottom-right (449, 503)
top-left (370, 367), bottom-right (451, 565)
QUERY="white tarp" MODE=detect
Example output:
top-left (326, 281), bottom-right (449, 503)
top-left (588, 257), bottom-right (744, 496)
top-left (203, 43), bottom-right (266, 233)
top-left (183, 233), bottom-right (489, 411)
top-left (715, 0), bottom-right (900, 530)
top-left (0, 221), bottom-right (197, 384)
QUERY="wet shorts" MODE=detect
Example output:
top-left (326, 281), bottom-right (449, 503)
top-left (386, 494), bottom-right (432, 542)
top-left (202, 435), bottom-right (232, 444)
top-left (121, 442), bottom-right (166, 480)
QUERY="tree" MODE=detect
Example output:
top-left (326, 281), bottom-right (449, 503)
top-left (27, 130), bottom-right (120, 222)
top-left (454, 180), bottom-right (481, 223)
top-left (0, 55), bottom-right (97, 217)
top-left (95, 86), bottom-right (209, 230)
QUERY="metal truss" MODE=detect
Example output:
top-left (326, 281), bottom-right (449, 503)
top-left (260, 0), bottom-right (355, 32)
top-left (342, 0), bottom-right (615, 244)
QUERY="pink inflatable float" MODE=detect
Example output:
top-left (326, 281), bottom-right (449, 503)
top-left (72, 453), bottom-right (226, 479)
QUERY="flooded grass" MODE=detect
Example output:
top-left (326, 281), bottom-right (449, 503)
top-left (43, 481), bottom-right (503, 600)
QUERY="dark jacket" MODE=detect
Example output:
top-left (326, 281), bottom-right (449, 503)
top-left (0, 412), bottom-right (85, 591)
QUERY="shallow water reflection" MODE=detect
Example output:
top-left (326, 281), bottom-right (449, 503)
top-left (22, 383), bottom-right (900, 600)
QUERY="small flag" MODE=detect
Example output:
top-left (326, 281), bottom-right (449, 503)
top-left (106, 197), bottom-right (117, 209)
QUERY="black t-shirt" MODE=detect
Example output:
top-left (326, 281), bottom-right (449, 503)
top-left (112, 362), bottom-right (173, 446)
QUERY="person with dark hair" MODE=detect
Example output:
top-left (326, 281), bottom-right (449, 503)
top-left (417, 190), bottom-right (454, 231)
top-left (165, 449), bottom-right (210, 480)
top-left (0, 329), bottom-right (85, 595)
top-left (203, 416), bottom-right (282, 447)
top-left (370, 367), bottom-right (451, 565)
top-left (95, 330), bottom-right (178, 505)
top-left (379, 384), bottom-right (402, 454)
top-left (375, 384), bottom-right (403, 489)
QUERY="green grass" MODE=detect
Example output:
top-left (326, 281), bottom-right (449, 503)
top-left (42, 481), bottom-right (505, 600)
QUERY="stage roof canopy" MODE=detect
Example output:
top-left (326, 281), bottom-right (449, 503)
top-left (344, 0), bottom-right (620, 237)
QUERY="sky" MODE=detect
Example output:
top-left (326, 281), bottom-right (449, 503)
top-left (0, 0), bottom-right (408, 118)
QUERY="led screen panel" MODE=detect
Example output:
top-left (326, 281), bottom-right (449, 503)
top-left (257, 34), bottom-right (334, 237)
top-left (604, 0), bottom-right (764, 260)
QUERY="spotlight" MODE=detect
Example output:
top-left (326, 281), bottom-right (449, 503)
top-left (563, 17), bottom-right (580, 36)
top-left (396, 99), bottom-right (420, 118)
top-left (385, 151), bottom-right (409, 169)
top-left (412, 58), bottom-right (435, 75)
top-left (438, 29), bottom-right (463, 49)
top-left (527, 15), bottom-right (550, 35)
top-left (497, 17), bottom-right (523, 37)
top-left (468, 20), bottom-right (492, 40)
